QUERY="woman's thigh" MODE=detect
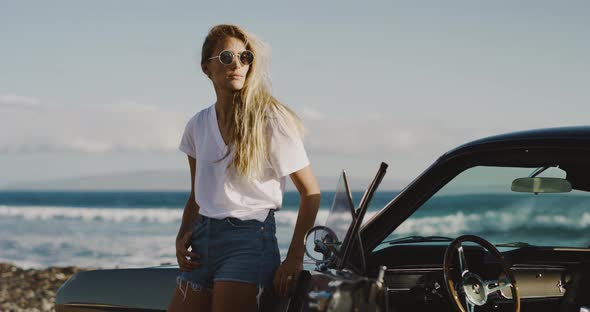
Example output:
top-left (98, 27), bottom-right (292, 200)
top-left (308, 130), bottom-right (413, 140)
top-left (211, 281), bottom-right (258, 312)
top-left (167, 280), bottom-right (212, 312)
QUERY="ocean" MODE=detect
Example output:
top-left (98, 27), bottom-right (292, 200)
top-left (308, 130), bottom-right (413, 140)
top-left (1, 191), bottom-right (588, 269)
top-left (0, 191), bottom-right (388, 269)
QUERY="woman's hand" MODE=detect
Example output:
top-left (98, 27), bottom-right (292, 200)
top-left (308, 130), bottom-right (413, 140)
top-left (175, 231), bottom-right (201, 272)
top-left (273, 256), bottom-right (304, 297)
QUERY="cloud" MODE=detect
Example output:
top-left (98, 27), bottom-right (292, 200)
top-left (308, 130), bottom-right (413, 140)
top-left (0, 95), bottom-right (189, 153)
top-left (0, 94), bottom-right (510, 158)
top-left (300, 106), bottom-right (323, 121)
top-left (301, 113), bottom-right (507, 160)
top-left (0, 94), bottom-right (42, 108)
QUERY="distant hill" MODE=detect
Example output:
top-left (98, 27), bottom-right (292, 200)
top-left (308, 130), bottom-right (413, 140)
top-left (1, 169), bottom-right (407, 192)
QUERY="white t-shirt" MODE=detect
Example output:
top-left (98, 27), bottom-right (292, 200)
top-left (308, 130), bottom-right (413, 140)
top-left (178, 104), bottom-right (310, 222)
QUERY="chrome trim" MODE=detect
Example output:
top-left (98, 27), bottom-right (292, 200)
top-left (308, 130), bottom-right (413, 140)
top-left (56, 303), bottom-right (163, 312)
top-left (386, 287), bottom-right (411, 292)
top-left (552, 248), bottom-right (590, 252)
top-left (61, 303), bottom-right (124, 307)
top-left (510, 265), bottom-right (567, 271)
top-left (386, 267), bottom-right (442, 273)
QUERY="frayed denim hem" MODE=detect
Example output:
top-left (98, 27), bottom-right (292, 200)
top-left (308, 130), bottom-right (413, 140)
top-left (176, 276), bottom-right (212, 302)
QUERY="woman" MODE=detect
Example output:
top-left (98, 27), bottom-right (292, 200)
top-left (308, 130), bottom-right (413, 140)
top-left (167, 24), bottom-right (321, 312)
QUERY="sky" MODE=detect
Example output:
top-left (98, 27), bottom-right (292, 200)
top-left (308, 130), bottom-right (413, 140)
top-left (1, 0), bottom-right (589, 189)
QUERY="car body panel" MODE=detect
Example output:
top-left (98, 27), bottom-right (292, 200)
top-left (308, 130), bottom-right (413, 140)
top-left (55, 266), bottom-right (177, 311)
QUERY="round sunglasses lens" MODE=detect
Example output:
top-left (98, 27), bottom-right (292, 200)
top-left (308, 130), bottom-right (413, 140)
top-left (219, 51), bottom-right (234, 65)
top-left (240, 51), bottom-right (254, 65)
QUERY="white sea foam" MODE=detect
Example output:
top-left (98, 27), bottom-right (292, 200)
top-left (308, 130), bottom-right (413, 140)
top-left (0, 205), bottom-right (376, 226)
top-left (394, 211), bottom-right (590, 237)
top-left (2, 205), bottom-right (588, 231)
top-left (0, 205), bottom-right (182, 223)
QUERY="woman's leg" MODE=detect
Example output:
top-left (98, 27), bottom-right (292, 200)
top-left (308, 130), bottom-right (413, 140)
top-left (211, 281), bottom-right (259, 312)
top-left (167, 279), bottom-right (212, 312)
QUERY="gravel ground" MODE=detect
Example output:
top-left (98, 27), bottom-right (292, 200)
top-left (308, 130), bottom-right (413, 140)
top-left (0, 263), bottom-right (96, 312)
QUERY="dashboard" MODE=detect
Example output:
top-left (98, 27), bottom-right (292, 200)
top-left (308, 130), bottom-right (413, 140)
top-left (367, 244), bottom-right (590, 312)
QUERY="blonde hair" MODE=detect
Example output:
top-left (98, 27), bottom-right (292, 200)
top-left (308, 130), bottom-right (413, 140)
top-left (201, 24), bottom-right (305, 179)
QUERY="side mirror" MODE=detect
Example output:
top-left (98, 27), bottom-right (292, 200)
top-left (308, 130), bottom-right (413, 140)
top-left (304, 226), bottom-right (340, 265)
top-left (511, 177), bottom-right (572, 193)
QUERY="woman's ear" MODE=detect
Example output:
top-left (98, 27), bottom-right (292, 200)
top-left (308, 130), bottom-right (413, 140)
top-left (201, 63), bottom-right (211, 78)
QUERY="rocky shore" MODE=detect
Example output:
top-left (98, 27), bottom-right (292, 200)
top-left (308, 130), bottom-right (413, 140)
top-left (0, 262), bottom-right (96, 312)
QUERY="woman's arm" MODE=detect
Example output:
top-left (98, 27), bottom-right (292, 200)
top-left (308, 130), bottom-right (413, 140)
top-left (285, 165), bottom-right (321, 260)
top-left (274, 165), bottom-right (321, 297)
top-left (175, 155), bottom-right (201, 272)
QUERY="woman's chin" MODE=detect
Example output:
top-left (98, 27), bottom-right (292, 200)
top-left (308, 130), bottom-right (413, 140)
top-left (227, 82), bottom-right (245, 91)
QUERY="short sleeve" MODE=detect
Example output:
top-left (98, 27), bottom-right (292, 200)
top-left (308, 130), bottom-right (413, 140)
top-left (178, 115), bottom-right (197, 158)
top-left (268, 125), bottom-right (310, 177)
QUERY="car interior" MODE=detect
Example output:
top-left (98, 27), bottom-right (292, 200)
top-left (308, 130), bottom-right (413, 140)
top-left (364, 164), bottom-right (590, 312)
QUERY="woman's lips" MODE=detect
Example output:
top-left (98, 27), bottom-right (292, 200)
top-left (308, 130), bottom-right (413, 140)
top-left (228, 74), bottom-right (242, 80)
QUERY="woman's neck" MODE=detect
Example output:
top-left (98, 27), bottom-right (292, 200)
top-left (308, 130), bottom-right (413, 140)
top-left (214, 91), bottom-right (236, 128)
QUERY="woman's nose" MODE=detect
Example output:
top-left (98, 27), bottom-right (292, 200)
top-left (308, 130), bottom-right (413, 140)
top-left (230, 56), bottom-right (242, 69)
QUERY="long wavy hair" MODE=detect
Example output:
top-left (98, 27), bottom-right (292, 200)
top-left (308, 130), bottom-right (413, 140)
top-left (201, 24), bottom-right (305, 180)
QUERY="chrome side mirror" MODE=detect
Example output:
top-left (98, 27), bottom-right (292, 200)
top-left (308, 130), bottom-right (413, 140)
top-left (304, 226), bottom-right (340, 265)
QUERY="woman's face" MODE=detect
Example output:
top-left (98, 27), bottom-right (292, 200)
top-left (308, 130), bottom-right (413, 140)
top-left (203, 37), bottom-right (251, 92)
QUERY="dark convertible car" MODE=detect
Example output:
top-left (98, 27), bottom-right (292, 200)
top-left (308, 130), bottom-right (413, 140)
top-left (56, 126), bottom-right (590, 311)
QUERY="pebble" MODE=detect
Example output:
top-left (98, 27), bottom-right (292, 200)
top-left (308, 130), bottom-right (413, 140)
top-left (0, 262), bottom-right (95, 312)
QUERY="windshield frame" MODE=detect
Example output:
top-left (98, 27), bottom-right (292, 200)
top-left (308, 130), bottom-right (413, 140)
top-left (360, 145), bottom-right (590, 257)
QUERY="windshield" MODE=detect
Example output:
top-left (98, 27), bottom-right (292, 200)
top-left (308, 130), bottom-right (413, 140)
top-left (379, 166), bottom-right (590, 249)
top-left (325, 171), bottom-right (355, 244)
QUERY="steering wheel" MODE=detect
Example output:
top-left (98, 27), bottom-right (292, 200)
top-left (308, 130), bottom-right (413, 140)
top-left (443, 235), bottom-right (520, 312)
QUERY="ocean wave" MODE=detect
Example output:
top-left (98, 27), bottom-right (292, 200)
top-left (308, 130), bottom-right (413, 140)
top-left (2, 205), bottom-right (588, 237)
top-left (0, 205), bottom-right (182, 223)
top-left (0, 233), bottom-right (177, 269)
top-left (0, 205), bottom-right (354, 226)
top-left (394, 211), bottom-right (590, 237)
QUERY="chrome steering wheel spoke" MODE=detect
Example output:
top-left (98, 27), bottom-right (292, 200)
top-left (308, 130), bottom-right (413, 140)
top-left (457, 244), bottom-right (469, 276)
top-left (484, 277), bottom-right (512, 295)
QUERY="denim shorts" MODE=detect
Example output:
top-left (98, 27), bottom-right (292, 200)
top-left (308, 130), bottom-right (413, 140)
top-left (176, 209), bottom-right (281, 302)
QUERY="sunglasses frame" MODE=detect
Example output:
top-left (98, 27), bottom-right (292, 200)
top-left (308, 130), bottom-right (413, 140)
top-left (208, 50), bottom-right (254, 66)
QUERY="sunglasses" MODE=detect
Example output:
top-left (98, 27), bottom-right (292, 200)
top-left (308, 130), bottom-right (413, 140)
top-left (208, 50), bottom-right (254, 66)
